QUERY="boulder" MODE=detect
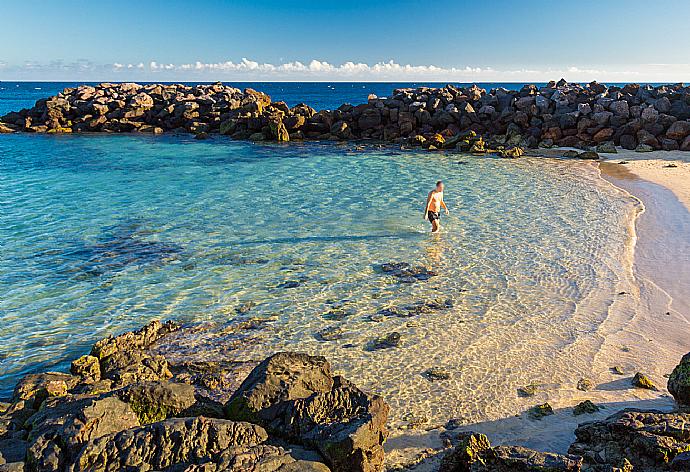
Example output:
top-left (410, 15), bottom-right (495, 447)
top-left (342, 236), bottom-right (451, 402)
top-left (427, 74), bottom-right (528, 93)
top-left (570, 409), bottom-right (690, 470)
top-left (12, 373), bottom-right (78, 409)
top-left (70, 356), bottom-right (100, 382)
top-left (666, 121), bottom-right (690, 140)
top-left (26, 395), bottom-right (140, 471)
top-left (115, 381), bottom-right (197, 424)
top-left (668, 352), bottom-right (690, 407)
top-left (632, 372), bottom-right (657, 390)
top-left (441, 431), bottom-right (582, 471)
top-left (69, 417), bottom-right (269, 472)
top-left (225, 352), bottom-right (389, 472)
top-left (90, 320), bottom-right (179, 360)
top-left (357, 109), bottom-right (381, 130)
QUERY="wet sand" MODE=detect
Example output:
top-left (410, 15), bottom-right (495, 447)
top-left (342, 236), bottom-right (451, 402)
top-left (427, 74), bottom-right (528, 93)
top-left (387, 157), bottom-right (690, 470)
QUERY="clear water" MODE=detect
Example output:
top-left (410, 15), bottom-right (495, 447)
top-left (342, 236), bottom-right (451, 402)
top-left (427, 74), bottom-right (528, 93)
top-left (0, 132), bottom-right (636, 423)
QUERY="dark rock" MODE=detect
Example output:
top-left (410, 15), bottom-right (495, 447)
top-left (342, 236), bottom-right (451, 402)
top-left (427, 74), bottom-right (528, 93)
top-left (25, 395), bottom-right (140, 471)
top-left (368, 332), bottom-right (401, 351)
top-left (517, 384), bottom-right (538, 397)
top-left (529, 403), bottom-right (554, 419)
top-left (668, 352), bottom-right (690, 407)
top-left (577, 378), bottom-right (594, 391)
top-left (12, 373), bottom-right (78, 410)
top-left (570, 409), bottom-right (690, 470)
top-left (441, 431), bottom-right (582, 471)
top-left (70, 417), bottom-right (270, 472)
top-left (632, 372), bottom-right (657, 390)
top-left (424, 367), bottom-right (451, 381)
top-left (225, 352), bottom-right (389, 472)
top-left (573, 400), bottom-right (600, 416)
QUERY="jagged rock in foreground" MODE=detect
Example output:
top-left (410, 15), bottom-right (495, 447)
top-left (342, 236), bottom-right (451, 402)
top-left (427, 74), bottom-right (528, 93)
top-left (4, 80), bottom-right (690, 153)
top-left (225, 352), bottom-right (389, 472)
top-left (67, 414), bottom-right (328, 470)
top-left (439, 431), bottom-right (582, 471)
top-left (569, 409), bottom-right (690, 471)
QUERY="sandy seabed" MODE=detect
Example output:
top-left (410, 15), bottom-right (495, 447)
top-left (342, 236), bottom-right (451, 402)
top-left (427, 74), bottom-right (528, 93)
top-left (386, 150), bottom-right (690, 470)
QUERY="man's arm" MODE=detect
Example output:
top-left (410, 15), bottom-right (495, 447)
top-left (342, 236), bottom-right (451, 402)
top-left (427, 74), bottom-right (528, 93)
top-left (441, 198), bottom-right (449, 214)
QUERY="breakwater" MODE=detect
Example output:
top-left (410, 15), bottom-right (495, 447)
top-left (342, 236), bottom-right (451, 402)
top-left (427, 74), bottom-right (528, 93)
top-left (2, 81), bottom-right (690, 153)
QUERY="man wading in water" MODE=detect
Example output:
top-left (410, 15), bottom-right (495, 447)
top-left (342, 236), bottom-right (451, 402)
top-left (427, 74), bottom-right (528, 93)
top-left (424, 180), bottom-right (449, 233)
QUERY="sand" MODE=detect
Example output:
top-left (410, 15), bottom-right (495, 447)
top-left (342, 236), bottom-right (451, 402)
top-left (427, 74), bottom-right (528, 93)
top-left (602, 149), bottom-right (690, 211)
top-left (387, 150), bottom-right (690, 470)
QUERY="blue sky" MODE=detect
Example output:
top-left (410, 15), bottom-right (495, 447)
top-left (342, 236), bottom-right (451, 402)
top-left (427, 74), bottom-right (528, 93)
top-left (1, 0), bottom-right (689, 81)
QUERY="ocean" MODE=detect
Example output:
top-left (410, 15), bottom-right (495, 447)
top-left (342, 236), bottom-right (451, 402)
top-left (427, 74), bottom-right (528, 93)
top-left (0, 82), bottom-right (638, 429)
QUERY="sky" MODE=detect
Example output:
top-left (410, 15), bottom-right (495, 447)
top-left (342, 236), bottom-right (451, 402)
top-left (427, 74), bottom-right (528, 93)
top-left (1, 0), bottom-right (690, 82)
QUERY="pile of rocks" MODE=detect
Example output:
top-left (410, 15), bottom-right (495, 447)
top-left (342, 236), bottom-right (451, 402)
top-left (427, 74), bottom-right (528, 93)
top-left (3, 320), bottom-right (690, 471)
top-left (3, 80), bottom-right (690, 153)
top-left (0, 321), bottom-right (388, 472)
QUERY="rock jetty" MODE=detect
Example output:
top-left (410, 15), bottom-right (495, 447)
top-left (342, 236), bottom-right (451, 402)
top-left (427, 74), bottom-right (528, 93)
top-left (2, 80), bottom-right (690, 153)
top-left (2, 320), bottom-right (690, 471)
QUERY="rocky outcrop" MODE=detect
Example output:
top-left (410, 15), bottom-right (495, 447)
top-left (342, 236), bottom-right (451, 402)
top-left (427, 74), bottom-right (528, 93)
top-left (225, 352), bottom-right (389, 472)
top-left (569, 409), bottom-right (690, 471)
top-left (2, 324), bottom-right (393, 471)
top-left (440, 431), bottom-right (582, 471)
top-left (5, 80), bottom-right (690, 153)
top-left (668, 352), bottom-right (690, 407)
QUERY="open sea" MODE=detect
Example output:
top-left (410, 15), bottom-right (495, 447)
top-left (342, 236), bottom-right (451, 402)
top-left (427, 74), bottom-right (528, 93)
top-left (0, 82), bottom-right (639, 428)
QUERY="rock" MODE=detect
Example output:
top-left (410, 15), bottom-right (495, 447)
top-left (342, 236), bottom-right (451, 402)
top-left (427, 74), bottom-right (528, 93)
top-left (0, 123), bottom-right (15, 133)
top-left (529, 403), bottom-right (554, 419)
top-left (632, 372), bottom-right (657, 390)
top-left (610, 100), bottom-right (630, 118)
top-left (439, 431), bottom-right (491, 471)
top-left (115, 381), bottom-right (198, 424)
top-left (440, 431), bottom-right (582, 471)
top-left (570, 409), bottom-right (690, 469)
top-left (667, 121), bottom-right (690, 140)
top-left (12, 373), bottom-right (78, 409)
top-left (358, 109), bottom-right (381, 130)
top-left (596, 142), bottom-right (617, 153)
top-left (573, 400), bottom-right (600, 416)
top-left (70, 417), bottom-right (269, 472)
top-left (620, 134), bottom-right (637, 150)
top-left (100, 349), bottom-right (172, 388)
top-left (368, 332), bottom-right (401, 351)
top-left (577, 378), bottom-right (594, 391)
top-left (635, 143), bottom-right (654, 152)
top-left (225, 352), bottom-right (389, 472)
top-left (0, 439), bottom-right (26, 464)
top-left (672, 451), bottom-right (690, 470)
top-left (90, 320), bottom-right (179, 360)
top-left (424, 367), bottom-right (451, 381)
top-left (26, 395), bottom-right (140, 471)
top-left (577, 151), bottom-right (600, 160)
top-left (517, 384), bottom-right (538, 397)
top-left (562, 150), bottom-right (580, 158)
top-left (70, 356), bottom-right (100, 382)
top-left (611, 365), bottom-right (625, 375)
top-left (668, 352), bottom-right (690, 407)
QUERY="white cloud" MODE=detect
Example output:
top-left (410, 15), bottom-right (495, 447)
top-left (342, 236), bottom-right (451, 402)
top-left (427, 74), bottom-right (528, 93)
top-left (1, 58), bottom-right (690, 82)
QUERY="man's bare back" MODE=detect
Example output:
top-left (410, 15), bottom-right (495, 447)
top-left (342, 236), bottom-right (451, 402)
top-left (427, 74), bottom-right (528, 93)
top-left (424, 181), bottom-right (449, 233)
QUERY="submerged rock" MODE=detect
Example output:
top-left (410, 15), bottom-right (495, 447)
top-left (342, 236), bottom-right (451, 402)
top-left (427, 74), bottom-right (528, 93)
top-left (517, 384), bottom-right (538, 397)
top-left (368, 332), bottom-right (402, 351)
top-left (225, 352), bottom-right (389, 472)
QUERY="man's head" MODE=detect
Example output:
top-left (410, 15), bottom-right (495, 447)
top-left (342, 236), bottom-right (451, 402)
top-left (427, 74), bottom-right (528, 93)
top-left (436, 180), bottom-right (444, 191)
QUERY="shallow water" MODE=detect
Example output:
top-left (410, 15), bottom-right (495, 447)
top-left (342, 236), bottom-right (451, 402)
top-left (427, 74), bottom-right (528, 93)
top-left (0, 133), bottom-right (637, 420)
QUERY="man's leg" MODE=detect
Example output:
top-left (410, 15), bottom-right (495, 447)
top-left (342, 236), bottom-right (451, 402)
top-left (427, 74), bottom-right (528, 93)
top-left (431, 218), bottom-right (439, 233)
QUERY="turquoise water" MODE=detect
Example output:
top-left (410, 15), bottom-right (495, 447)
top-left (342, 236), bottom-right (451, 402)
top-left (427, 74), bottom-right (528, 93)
top-left (0, 134), bottom-right (635, 422)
